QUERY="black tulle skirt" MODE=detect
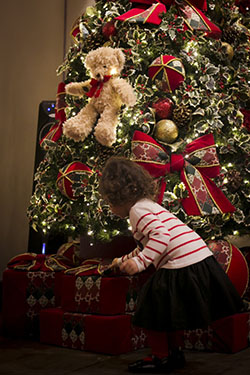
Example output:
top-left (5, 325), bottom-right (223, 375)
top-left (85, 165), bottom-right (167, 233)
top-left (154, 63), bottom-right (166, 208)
top-left (132, 256), bottom-right (244, 332)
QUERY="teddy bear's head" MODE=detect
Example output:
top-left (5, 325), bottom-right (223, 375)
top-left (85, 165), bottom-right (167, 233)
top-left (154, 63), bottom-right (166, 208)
top-left (85, 47), bottom-right (125, 81)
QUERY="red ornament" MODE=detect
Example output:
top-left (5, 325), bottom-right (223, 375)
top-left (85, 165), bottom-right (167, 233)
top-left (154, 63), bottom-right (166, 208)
top-left (56, 162), bottom-right (93, 200)
top-left (148, 55), bottom-right (185, 92)
top-left (208, 239), bottom-right (249, 297)
top-left (152, 98), bottom-right (173, 119)
top-left (102, 20), bottom-right (117, 39)
top-left (240, 108), bottom-right (250, 132)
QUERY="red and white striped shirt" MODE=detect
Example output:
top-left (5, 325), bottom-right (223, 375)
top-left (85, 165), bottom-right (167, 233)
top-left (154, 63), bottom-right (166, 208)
top-left (117, 198), bottom-right (212, 273)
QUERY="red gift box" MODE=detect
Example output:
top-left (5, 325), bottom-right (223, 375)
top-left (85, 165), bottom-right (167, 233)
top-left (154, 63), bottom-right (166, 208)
top-left (60, 271), bottom-right (150, 315)
top-left (184, 313), bottom-right (250, 353)
top-left (40, 307), bottom-right (148, 355)
top-left (2, 269), bottom-right (62, 338)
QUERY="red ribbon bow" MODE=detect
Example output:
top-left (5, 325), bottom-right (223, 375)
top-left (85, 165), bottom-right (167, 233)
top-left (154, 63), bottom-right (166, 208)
top-left (86, 75), bottom-right (111, 98)
top-left (131, 131), bottom-right (235, 216)
top-left (40, 82), bottom-right (67, 149)
top-left (7, 252), bottom-right (78, 272)
top-left (116, 0), bottom-right (207, 25)
top-left (129, 0), bottom-right (206, 9)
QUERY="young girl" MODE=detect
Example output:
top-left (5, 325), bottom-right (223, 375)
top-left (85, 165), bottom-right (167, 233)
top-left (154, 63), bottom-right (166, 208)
top-left (99, 156), bottom-right (244, 374)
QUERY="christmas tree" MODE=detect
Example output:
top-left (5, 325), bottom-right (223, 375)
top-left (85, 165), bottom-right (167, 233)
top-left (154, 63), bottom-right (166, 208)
top-left (27, 0), bottom-right (250, 247)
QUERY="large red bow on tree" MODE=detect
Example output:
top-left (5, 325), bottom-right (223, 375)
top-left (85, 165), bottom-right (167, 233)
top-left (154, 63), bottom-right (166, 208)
top-left (116, 0), bottom-right (207, 25)
top-left (116, 1), bottom-right (221, 39)
top-left (131, 131), bottom-right (235, 216)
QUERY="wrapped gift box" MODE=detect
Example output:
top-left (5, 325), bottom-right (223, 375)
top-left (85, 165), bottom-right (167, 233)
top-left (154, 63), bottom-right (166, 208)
top-left (61, 271), bottom-right (150, 315)
top-left (2, 269), bottom-right (63, 338)
top-left (40, 307), bottom-right (148, 355)
top-left (184, 312), bottom-right (250, 353)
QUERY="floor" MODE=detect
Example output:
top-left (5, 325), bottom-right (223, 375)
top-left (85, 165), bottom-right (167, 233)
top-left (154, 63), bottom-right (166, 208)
top-left (1, 335), bottom-right (250, 375)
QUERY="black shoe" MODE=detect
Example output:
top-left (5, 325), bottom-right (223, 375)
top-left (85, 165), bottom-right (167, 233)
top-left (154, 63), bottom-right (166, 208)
top-left (128, 356), bottom-right (164, 373)
top-left (168, 349), bottom-right (186, 370)
top-left (128, 352), bottom-right (186, 373)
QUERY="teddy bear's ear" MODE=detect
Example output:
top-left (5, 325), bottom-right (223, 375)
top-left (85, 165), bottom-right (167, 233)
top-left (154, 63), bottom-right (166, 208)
top-left (114, 48), bottom-right (125, 68)
top-left (85, 50), bottom-right (95, 69)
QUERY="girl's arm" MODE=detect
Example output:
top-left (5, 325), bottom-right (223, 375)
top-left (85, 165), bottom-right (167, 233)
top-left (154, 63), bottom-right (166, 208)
top-left (129, 206), bottom-right (171, 272)
top-left (115, 247), bottom-right (141, 266)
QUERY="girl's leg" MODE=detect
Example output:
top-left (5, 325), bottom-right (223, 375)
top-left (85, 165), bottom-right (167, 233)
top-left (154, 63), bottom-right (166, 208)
top-left (167, 331), bottom-right (186, 369)
top-left (128, 330), bottom-right (168, 373)
top-left (128, 330), bottom-right (186, 373)
top-left (167, 330), bottom-right (184, 352)
top-left (147, 330), bottom-right (169, 358)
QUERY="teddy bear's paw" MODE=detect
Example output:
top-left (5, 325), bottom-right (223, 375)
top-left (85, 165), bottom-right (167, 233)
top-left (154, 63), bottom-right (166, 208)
top-left (63, 119), bottom-right (91, 142)
top-left (126, 94), bottom-right (137, 107)
top-left (63, 127), bottom-right (85, 142)
top-left (65, 82), bottom-right (86, 97)
top-left (119, 91), bottom-right (137, 107)
top-left (94, 125), bottom-right (116, 147)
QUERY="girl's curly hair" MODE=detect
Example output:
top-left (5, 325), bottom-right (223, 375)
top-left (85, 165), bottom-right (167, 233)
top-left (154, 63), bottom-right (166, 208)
top-left (99, 156), bottom-right (158, 206)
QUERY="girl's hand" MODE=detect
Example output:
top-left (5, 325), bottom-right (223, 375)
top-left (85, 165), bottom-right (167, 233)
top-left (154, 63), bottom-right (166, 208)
top-left (111, 258), bottom-right (119, 268)
top-left (120, 259), bottom-right (139, 275)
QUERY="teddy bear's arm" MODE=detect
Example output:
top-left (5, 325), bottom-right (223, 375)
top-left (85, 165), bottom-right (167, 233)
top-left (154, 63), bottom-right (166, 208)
top-left (111, 78), bottom-right (137, 107)
top-left (65, 81), bottom-right (91, 97)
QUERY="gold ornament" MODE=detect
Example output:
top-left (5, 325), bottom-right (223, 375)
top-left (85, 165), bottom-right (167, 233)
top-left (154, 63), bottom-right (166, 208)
top-left (221, 42), bottom-right (234, 61)
top-left (154, 120), bottom-right (178, 144)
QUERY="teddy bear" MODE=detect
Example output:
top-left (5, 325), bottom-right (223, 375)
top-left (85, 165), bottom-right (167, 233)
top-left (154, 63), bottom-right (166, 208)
top-left (63, 46), bottom-right (137, 147)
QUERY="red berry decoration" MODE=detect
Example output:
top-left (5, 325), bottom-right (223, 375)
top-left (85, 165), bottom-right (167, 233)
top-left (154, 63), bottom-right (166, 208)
top-left (102, 20), bottom-right (117, 39)
top-left (152, 98), bottom-right (173, 119)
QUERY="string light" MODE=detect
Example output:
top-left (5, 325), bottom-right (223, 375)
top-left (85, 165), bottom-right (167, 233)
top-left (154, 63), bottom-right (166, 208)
top-left (110, 67), bottom-right (118, 75)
